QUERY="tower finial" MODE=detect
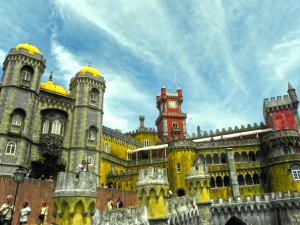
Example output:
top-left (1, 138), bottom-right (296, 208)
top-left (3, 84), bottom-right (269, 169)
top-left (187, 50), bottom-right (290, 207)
top-left (28, 39), bottom-right (32, 45)
top-left (49, 71), bottom-right (53, 81)
top-left (88, 62), bottom-right (91, 67)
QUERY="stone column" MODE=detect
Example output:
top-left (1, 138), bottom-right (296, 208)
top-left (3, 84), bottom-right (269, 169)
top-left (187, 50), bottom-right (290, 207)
top-left (226, 148), bottom-right (240, 199)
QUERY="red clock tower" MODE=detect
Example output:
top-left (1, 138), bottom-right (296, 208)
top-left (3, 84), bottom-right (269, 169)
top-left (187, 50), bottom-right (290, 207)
top-left (155, 85), bottom-right (187, 142)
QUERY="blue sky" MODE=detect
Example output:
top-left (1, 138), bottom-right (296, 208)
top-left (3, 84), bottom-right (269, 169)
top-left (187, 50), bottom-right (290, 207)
top-left (0, 0), bottom-right (300, 136)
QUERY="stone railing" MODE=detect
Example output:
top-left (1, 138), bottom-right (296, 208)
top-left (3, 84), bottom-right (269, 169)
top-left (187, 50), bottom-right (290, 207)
top-left (101, 152), bottom-right (128, 167)
top-left (53, 171), bottom-right (97, 198)
top-left (99, 206), bottom-right (149, 225)
top-left (127, 157), bottom-right (167, 166)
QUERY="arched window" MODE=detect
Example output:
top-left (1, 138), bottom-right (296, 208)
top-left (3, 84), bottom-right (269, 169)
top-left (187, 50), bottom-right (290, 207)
top-left (51, 119), bottom-right (62, 135)
top-left (90, 88), bottom-right (99, 103)
top-left (12, 113), bottom-right (22, 126)
top-left (224, 175), bottom-right (230, 187)
top-left (241, 152), bottom-right (248, 162)
top-left (245, 174), bottom-right (253, 185)
top-left (6, 141), bottom-right (16, 154)
top-left (88, 127), bottom-right (97, 141)
top-left (213, 153), bottom-right (220, 164)
top-left (210, 177), bottom-right (216, 188)
top-left (249, 151), bottom-right (256, 161)
top-left (198, 154), bottom-right (205, 164)
top-left (216, 176), bottom-right (223, 187)
top-left (220, 153), bottom-right (227, 163)
top-left (238, 175), bottom-right (245, 186)
top-left (42, 120), bottom-right (50, 134)
top-left (234, 152), bottom-right (241, 162)
top-left (291, 164), bottom-right (300, 180)
top-left (253, 173), bottom-right (260, 184)
top-left (205, 155), bottom-right (212, 164)
top-left (21, 66), bottom-right (33, 81)
top-left (104, 142), bottom-right (110, 153)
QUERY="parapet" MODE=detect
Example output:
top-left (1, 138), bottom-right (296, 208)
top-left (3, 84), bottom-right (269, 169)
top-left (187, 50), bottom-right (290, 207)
top-left (211, 190), bottom-right (300, 212)
top-left (263, 95), bottom-right (292, 110)
top-left (102, 126), bottom-right (140, 146)
top-left (136, 167), bottom-right (169, 186)
top-left (53, 172), bottom-right (97, 198)
top-left (100, 206), bottom-right (149, 225)
top-left (195, 123), bottom-right (267, 138)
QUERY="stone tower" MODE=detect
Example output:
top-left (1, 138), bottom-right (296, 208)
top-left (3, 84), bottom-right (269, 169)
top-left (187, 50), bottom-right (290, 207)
top-left (155, 86), bottom-right (187, 142)
top-left (262, 85), bottom-right (300, 192)
top-left (136, 167), bottom-right (169, 224)
top-left (53, 171), bottom-right (98, 225)
top-left (185, 164), bottom-right (211, 203)
top-left (167, 139), bottom-right (197, 197)
top-left (68, 65), bottom-right (106, 177)
top-left (0, 42), bottom-right (46, 174)
top-left (263, 83), bottom-right (300, 131)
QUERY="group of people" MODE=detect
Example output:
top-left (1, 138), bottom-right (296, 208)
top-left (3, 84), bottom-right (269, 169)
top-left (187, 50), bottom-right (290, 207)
top-left (105, 198), bottom-right (123, 210)
top-left (0, 195), bottom-right (49, 225)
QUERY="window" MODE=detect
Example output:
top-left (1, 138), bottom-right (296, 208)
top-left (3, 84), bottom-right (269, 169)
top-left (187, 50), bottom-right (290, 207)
top-left (6, 141), bottom-right (16, 154)
top-left (86, 156), bottom-right (92, 165)
top-left (90, 91), bottom-right (97, 101)
top-left (21, 67), bottom-right (33, 81)
top-left (42, 120), bottom-right (50, 134)
top-left (104, 142), bottom-right (110, 153)
top-left (144, 140), bottom-right (150, 147)
top-left (176, 162), bottom-right (181, 173)
top-left (90, 88), bottom-right (99, 103)
top-left (88, 130), bottom-right (96, 140)
top-left (51, 119), bottom-right (62, 135)
top-left (292, 165), bottom-right (300, 180)
top-left (12, 114), bottom-right (22, 126)
top-left (87, 127), bottom-right (97, 141)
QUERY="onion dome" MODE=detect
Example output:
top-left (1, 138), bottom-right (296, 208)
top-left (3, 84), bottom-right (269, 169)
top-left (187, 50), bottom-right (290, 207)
top-left (80, 64), bottom-right (101, 77)
top-left (15, 41), bottom-right (41, 55)
top-left (40, 72), bottom-right (70, 96)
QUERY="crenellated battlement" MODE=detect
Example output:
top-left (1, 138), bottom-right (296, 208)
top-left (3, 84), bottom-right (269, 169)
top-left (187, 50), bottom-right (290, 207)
top-left (136, 167), bottom-right (168, 186)
top-left (193, 122), bottom-right (267, 139)
top-left (53, 172), bottom-right (97, 198)
top-left (264, 95), bottom-right (292, 109)
top-left (103, 126), bottom-right (140, 146)
top-left (127, 127), bottom-right (157, 135)
top-left (211, 190), bottom-right (300, 209)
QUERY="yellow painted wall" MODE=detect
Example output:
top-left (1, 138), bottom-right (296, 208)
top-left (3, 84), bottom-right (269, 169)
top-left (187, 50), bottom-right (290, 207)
top-left (167, 149), bottom-right (197, 195)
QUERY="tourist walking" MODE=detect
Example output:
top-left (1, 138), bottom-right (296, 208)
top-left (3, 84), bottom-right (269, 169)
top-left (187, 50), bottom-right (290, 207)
top-left (0, 195), bottom-right (14, 225)
top-left (18, 202), bottom-right (31, 225)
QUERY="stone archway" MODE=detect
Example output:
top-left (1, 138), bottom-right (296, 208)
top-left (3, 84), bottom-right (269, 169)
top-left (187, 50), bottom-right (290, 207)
top-left (225, 216), bottom-right (246, 225)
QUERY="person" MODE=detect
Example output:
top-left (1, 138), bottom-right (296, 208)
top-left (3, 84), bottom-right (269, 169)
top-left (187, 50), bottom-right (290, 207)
top-left (105, 198), bottom-right (113, 211)
top-left (116, 198), bottom-right (123, 209)
top-left (47, 176), bottom-right (54, 182)
top-left (39, 175), bottom-right (46, 180)
top-left (0, 195), bottom-right (14, 225)
top-left (25, 169), bottom-right (32, 179)
top-left (168, 189), bottom-right (173, 199)
top-left (19, 202), bottom-right (31, 225)
top-left (37, 202), bottom-right (48, 225)
top-left (78, 160), bottom-right (88, 172)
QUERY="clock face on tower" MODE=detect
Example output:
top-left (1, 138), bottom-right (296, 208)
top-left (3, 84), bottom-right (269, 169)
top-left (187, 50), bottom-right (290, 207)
top-left (168, 100), bottom-right (177, 108)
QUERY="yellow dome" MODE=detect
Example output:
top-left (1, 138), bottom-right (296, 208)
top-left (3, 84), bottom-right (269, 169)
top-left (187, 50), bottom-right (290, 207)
top-left (40, 80), bottom-right (70, 96)
top-left (80, 66), bottom-right (101, 77)
top-left (16, 43), bottom-right (41, 55)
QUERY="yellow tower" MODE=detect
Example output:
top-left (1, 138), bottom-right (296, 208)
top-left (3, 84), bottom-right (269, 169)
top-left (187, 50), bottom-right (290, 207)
top-left (136, 167), bottom-right (169, 224)
top-left (167, 139), bottom-right (197, 197)
top-left (53, 172), bottom-right (97, 225)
